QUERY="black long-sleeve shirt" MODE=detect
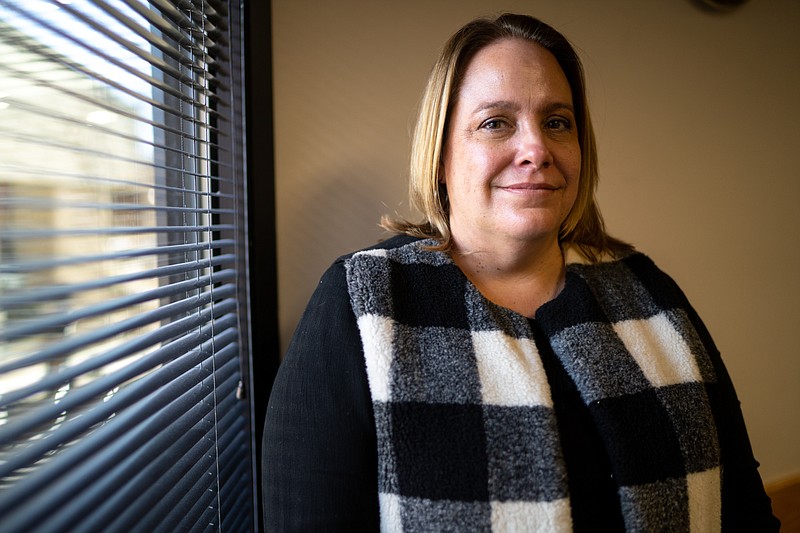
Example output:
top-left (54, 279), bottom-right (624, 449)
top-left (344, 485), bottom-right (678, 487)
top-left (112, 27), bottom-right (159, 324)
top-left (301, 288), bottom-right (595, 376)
top-left (263, 246), bottom-right (778, 532)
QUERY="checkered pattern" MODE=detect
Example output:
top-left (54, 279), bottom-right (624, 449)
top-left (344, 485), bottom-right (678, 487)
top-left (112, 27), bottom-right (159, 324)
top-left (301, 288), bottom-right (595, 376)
top-left (346, 240), bottom-right (722, 532)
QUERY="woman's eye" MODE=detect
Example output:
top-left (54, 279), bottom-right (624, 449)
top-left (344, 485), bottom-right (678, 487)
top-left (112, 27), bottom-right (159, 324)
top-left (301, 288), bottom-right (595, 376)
top-left (480, 118), bottom-right (509, 130)
top-left (545, 117), bottom-right (572, 131)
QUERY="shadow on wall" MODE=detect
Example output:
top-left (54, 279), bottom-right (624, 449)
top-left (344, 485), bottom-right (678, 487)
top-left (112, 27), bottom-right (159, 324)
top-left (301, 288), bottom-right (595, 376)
top-left (278, 157), bottom-right (409, 351)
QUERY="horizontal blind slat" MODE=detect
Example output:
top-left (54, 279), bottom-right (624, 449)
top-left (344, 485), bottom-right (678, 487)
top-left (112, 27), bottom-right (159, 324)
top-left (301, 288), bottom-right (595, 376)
top-left (0, 240), bottom-right (235, 274)
top-left (0, 224), bottom-right (235, 239)
top-left (0, 318), bottom-right (239, 456)
top-left (0, 164), bottom-right (235, 204)
top-left (222, 498), bottom-right (251, 533)
top-left (0, 345), bottom-right (239, 528)
top-left (116, 0), bottom-right (219, 62)
top-left (82, 414), bottom-right (216, 532)
top-left (218, 428), bottom-right (247, 483)
top-left (0, 11), bottom-right (219, 122)
top-left (0, 294), bottom-right (237, 398)
top-left (192, 482), bottom-right (224, 532)
top-left (128, 360), bottom-right (241, 532)
top-left (82, 369), bottom-right (242, 530)
top-left (8, 0), bottom-right (214, 102)
top-left (147, 0), bottom-right (216, 40)
top-left (0, 78), bottom-right (220, 150)
top-left (1, 269), bottom-right (236, 340)
top-left (0, 380), bottom-right (208, 525)
top-left (0, 130), bottom-right (222, 185)
top-left (68, 0), bottom-right (217, 87)
top-left (0, 69), bottom-right (222, 160)
top-left (38, 352), bottom-right (240, 533)
top-left (218, 455), bottom-right (251, 527)
top-left (0, 97), bottom-right (209, 160)
top-left (146, 449), bottom-right (219, 531)
top-left (0, 196), bottom-right (236, 218)
top-left (0, 254), bottom-right (235, 311)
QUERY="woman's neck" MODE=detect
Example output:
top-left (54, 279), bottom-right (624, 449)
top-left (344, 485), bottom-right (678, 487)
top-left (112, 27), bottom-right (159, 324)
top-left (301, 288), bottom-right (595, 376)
top-left (450, 237), bottom-right (566, 318)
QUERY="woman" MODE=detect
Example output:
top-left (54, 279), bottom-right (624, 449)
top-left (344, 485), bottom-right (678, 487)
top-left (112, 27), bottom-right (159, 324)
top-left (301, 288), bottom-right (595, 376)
top-left (263, 13), bottom-right (778, 532)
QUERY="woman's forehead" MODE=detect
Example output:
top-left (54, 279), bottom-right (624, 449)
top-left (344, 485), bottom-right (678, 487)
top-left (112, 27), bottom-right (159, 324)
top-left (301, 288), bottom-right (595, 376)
top-left (453, 39), bottom-right (573, 113)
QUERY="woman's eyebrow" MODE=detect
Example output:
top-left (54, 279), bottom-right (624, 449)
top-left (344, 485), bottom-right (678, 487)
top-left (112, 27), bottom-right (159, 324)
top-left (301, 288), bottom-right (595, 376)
top-left (472, 100), bottom-right (575, 115)
top-left (471, 100), bottom-right (521, 114)
top-left (542, 101), bottom-right (575, 115)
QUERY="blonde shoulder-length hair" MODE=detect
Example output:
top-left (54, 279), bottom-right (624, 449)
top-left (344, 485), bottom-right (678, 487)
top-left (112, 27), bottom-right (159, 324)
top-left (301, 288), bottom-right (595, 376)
top-left (382, 13), bottom-right (632, 262)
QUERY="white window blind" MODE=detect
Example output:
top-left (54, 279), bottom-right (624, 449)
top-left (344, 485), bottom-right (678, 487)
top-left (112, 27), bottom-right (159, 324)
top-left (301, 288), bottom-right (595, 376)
top-left (0, 0), bottom-right (255, 531)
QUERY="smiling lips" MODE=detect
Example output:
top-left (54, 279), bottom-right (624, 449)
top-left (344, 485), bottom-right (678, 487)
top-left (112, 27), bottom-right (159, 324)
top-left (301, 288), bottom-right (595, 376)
top-left (499, 182), bottom-right (560, 192)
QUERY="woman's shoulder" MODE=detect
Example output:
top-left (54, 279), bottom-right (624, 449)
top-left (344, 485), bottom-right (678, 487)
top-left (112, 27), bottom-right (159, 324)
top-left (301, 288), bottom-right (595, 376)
top-left (342, 234), bottom-right (453, 272)
top-left (565, 244), bottom-right (662, 279)
top-left (337, 234), bottom-right (423, 261)
top-left (564, 246), bottom-right (693, 316)
top-left (316, 235), bottom-right (424, 287)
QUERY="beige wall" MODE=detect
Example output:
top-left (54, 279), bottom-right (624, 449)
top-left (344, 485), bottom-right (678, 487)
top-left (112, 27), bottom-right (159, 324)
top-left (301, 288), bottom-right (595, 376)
top-left (272, 0), bottom-right (800, 483)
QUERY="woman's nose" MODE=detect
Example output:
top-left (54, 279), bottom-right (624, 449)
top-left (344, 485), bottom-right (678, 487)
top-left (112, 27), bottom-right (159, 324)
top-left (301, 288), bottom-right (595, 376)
top-left (515, 127), bottom-right (552, 170)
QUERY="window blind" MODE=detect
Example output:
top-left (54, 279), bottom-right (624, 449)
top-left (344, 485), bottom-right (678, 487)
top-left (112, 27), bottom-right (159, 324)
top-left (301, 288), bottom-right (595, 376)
top-left (0, 0), bottom-right (255, 531)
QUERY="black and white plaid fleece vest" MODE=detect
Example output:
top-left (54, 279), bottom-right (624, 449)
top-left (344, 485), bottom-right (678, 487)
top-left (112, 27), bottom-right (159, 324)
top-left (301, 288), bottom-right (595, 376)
top-left (345, 239), bottom-right (722, 532)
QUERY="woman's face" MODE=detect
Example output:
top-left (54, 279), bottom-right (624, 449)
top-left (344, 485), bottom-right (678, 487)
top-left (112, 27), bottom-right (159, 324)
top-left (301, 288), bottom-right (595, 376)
top-left (441, 38), bottom-right (581, 252)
